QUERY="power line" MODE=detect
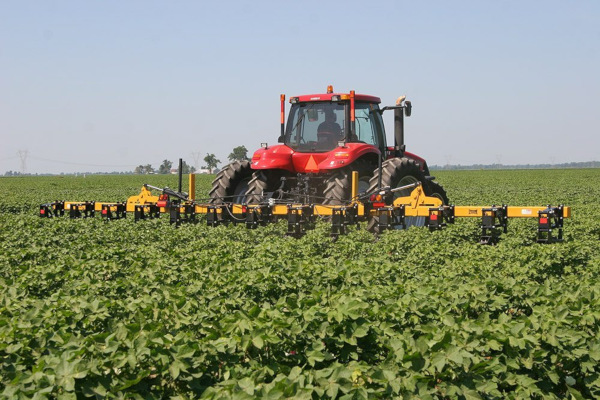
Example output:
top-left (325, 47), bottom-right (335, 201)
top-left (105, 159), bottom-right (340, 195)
top-left (28, 155), bottom-right (137, 168)
top-left (4, 153), bottom-right (194, 171)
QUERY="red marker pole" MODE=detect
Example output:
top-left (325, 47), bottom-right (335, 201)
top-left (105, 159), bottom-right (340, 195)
top-left (350, 90), bottom-right (355, 139)
top-left (280, 94), bottom-right (285, 140)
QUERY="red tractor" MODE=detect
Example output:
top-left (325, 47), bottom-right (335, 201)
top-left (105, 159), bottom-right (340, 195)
top-left (209, 86), bottom-right (448, 219)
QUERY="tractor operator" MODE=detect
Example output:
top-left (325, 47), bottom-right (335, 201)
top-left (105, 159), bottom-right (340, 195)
top-left (318, 110), bottom-right (342, 139)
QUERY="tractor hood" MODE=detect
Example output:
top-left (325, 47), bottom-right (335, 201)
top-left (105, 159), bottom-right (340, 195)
top-left (250, 143), bottom-right (380, 174)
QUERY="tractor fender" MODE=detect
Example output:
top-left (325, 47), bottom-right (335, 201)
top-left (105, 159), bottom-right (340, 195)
top-left (404, 151), bottom-right (428, 172)
top-left (250, 145), bottom-right (296, 173)
top-left (250, 143), bottom-right (381, 174)
top-left (316, 143), bottom-right (380, 172)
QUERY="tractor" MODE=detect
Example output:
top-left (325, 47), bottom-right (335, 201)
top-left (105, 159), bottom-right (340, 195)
top-left (209, 86), bottom-right (448, 224)
top-left (38, 86), bottom-right (571, 242)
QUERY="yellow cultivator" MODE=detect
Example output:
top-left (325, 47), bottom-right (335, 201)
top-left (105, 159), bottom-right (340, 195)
top-left (40, 171), bottom-right (570, 244)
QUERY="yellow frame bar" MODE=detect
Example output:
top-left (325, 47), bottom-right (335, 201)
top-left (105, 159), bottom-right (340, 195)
top-left (56, 177), bottom-right (570, 221)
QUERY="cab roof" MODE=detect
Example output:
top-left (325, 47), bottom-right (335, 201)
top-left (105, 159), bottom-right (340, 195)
top-left (291, 92), bottom-right (381, 104)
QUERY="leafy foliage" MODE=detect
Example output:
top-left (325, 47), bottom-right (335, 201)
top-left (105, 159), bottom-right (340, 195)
top-left (158, 160), bottom-right (173, 175)
top-left (203, 154), bottom-right (221, 174)
top-left (228, 146), bottom-right (250, 162)
top-left (133, 164), bottom-right (155, 175)
top-left (0, 169), bottom-right (599, 398)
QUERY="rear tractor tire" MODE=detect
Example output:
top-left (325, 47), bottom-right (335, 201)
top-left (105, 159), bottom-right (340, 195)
top-left (322, 160), bottom-right (374, 206)
top-left (208, 160), bottom-right (253, 204)
top-left (245, 170), bottom-right (287, 205)
top-left (366, 157), bottom-right (448, 232)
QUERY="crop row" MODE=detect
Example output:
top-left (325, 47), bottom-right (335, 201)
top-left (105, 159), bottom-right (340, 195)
top-left (1, 169), bottom-right (599, 398)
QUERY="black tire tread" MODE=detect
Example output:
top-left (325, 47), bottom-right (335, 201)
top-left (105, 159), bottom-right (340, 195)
top-left (322, 159), bottom-right (373, 205)
top-left (208, 160), bottom-right (252, 204)
top-left (245, 170), bottom-right (270, 204)
top-left (428, 180), bottom-right (450, 205)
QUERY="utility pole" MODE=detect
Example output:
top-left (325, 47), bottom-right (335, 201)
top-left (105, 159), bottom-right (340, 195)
top-left (191, 151), bottom-right (201, 171)
top-left (17, 150), bottom-right (28, 174)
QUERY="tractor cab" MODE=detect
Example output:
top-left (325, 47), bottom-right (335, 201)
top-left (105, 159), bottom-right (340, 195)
top-left (280, 88), bottom-right (387, 154)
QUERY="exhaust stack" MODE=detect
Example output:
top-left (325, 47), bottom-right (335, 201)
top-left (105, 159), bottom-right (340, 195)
top-left (394, 96), bottom-right (411, 156)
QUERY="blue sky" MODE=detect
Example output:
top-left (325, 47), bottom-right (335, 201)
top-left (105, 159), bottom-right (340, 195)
top-left (1, 0), bottom-right (599, 173)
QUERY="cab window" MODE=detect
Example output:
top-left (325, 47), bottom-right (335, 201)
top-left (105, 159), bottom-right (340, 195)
top-left (352, 103), bottom-right (385, 149)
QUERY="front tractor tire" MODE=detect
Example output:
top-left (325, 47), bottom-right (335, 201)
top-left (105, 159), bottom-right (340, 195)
top-left (208, 160), bottom-right (253, 204)
top-left (366, 157), bottom-right (448, 232)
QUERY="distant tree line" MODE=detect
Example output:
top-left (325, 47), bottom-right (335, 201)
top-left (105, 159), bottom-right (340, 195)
top-left (132, 146), bottom-right (250, 175)
top-left (3, 171), bottom-right (25, 176)
top-left (429, 161), bottom-right (600, 171)
top-left (134, 160), bottom-right (196, 175)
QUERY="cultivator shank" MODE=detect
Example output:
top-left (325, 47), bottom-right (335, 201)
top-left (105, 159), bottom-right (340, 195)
top-left (39, 201), bottom-right (65, 218)
top-left (101, 203), bottom-right (127, 220)
top-left (537, 205), bottom-right (566, 243)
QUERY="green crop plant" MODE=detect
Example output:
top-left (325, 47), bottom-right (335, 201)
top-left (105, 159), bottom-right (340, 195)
top-left (1, 169), bottom-right (599, 398)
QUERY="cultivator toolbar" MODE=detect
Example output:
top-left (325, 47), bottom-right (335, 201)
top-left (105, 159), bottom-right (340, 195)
top-left (39, 172), bottom-right (571, 244)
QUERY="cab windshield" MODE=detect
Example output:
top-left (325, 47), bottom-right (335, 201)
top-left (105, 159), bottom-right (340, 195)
top-left (284, 102), bottom-right (344, 152)
top-left (284, 101), bottom-right (384, 152)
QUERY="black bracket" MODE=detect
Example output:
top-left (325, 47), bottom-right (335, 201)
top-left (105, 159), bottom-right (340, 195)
top-left (101, 203), bottom-right (126, 221)
top-left (537, 205), bottom-right (565, 243)
top-left (286, 205), bottom-right (314, 238)
top-left (206, 205), bottom-right (222, 227)
top-left (375, 205), bottom-right (406, 232)
top-left (170, 203), bottom-right (196, 227)
top-left (246, 205), bottom-right (272, 229)
top-left (331, 204), bottom-right (359, 239)
top-left (39, 201), bottom-right (65, 218)
top-left (69, 202), bottom-right (95, 219)
top-left (480, 205), bottom-right (508, 245)
top-left (134, 204), bottom-right (160, 221)
top-left (428, 205), bottom-right (455, 231)
top-left (206, 204), bottom-right (236, 227)
top-left (207, 204), bottom-right (238, 226)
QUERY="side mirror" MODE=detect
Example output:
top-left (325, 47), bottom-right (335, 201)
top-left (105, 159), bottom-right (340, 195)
top-left (404, 101), bottom-right (412, 117)
top-left (278, 135), bottom-right (284, 143)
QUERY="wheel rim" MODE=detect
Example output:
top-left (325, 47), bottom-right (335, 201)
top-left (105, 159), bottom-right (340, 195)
top-left (358, 177), bottom-right (370, 195)
top-left (232, 178), bottom-right (250, 203)
top-left (394, 176), bottom-right (419, 199)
